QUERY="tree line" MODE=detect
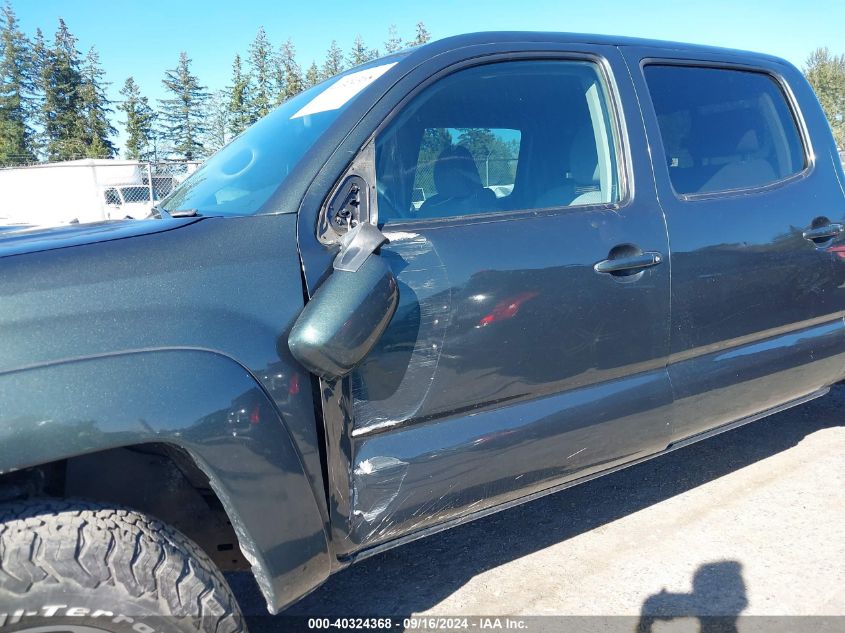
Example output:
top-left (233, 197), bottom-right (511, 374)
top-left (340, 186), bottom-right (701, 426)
top-left (5, 3), bottom-right (845, 167)
top-left (0, 1), bottom-right (431, 166)
top-left (805, 47), bottom-right (845, 148)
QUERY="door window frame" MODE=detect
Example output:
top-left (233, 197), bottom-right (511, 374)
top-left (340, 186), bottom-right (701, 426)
top-left (318, 52), bottom-right (634, 235)
top-left (638, 57), bottom-right (815, 202)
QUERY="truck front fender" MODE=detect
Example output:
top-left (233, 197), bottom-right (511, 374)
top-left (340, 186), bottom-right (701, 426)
top-left (0, 348), bottom-right (330, 613)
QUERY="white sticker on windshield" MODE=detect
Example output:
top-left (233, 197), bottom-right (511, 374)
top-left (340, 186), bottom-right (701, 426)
top-left (291, 62), bottom-right (397, 119)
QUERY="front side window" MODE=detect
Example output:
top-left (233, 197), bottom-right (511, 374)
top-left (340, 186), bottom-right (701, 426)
top-left (644, 65), bottom-right (806, 196)
top-left (375, 60), bottom-right (621, 223)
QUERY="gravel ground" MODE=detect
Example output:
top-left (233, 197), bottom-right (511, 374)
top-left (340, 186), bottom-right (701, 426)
top-left (228, 384), bottom-right (845, 631)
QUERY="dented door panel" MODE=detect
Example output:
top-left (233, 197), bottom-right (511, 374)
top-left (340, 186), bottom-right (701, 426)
top-left (348, 367), bottom-right (672, 548)
top-left (340, 199), bottom-right (671, 551)
top-left (296, 44), bottom-right (673, 557)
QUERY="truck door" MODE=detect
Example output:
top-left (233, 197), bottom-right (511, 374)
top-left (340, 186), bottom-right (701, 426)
top-left (621, 47), bottom-right (845, 443)
top-left (301, 47), bottom-right (674, 554)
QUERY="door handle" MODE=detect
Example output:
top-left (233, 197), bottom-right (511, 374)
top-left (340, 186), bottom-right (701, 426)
top-left (803, 223), bottom-right (843, 243)
top-left (594, 251), bottom-right (663, 275)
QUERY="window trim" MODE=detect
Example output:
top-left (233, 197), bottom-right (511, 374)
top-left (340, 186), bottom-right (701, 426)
top-left (639, 58), bottom-right (814, 202)
top-left (335, 52), bottom-right (633, 231)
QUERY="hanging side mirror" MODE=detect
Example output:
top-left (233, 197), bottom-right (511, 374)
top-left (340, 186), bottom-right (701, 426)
top-left (289, 223), bottom-right (398, 380)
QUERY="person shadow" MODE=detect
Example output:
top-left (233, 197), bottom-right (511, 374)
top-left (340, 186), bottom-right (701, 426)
top-left (637, 561), bottom-right (748, 633)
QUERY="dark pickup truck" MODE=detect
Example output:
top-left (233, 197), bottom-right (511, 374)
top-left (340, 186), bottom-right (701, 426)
top-left (2, 31), bottom-right (845, 632)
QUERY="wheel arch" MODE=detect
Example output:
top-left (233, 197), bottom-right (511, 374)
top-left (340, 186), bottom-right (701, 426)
top-left (0, 348), bottom-right (331, 613)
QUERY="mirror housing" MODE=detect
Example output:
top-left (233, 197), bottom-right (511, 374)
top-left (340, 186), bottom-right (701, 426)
top-left (289, 224), bottom-right (398, 380)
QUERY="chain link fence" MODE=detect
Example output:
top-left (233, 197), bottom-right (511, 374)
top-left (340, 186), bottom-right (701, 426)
top-left (0, 159), bottom-right (200, 226)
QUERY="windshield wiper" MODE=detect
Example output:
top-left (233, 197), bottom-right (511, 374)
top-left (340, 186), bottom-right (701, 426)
top-left (152, 206), bottom-right (200, 219)
top-left (168, 208), bottom-right (200, 218)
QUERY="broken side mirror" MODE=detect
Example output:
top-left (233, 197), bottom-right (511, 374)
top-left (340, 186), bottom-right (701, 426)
top-left (289, 223), bottom-right (399, 380)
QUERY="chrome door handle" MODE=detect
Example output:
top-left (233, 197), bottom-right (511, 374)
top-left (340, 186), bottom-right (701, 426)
top-left (594, 251), bottom-right (664, 275)
top-left (803, 223), bottom-right (843, 243)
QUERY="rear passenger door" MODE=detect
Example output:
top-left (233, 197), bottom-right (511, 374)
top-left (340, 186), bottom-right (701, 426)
top-left (623, 48), bottom-right (845, 443)
top-left (332, 50), bottom-right (674, 553)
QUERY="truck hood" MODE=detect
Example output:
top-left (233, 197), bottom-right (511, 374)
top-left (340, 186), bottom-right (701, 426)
top-left (0, 217), bottom-right (202, 259)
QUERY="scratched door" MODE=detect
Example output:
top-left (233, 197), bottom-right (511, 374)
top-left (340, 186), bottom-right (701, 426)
top-left (341, 53), bottom-right (674, 552)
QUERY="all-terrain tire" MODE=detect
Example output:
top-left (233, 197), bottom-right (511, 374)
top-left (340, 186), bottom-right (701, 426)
top-left (0, 498), bottom-right (245, 633)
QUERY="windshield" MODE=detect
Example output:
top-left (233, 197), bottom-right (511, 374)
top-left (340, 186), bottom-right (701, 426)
top-left (160, 61), bottom-right (398, 216)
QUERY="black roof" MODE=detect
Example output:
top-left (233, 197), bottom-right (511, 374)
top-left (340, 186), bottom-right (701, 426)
top-left (400, 31), bottom-right (790, 67)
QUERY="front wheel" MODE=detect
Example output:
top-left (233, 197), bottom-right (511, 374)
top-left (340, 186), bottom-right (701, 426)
top-left (0, 498), bottom-right (244, 633)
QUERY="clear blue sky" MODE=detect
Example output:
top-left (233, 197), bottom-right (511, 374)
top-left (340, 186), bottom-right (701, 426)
top-left (10, 0), bottom-right (844, 155)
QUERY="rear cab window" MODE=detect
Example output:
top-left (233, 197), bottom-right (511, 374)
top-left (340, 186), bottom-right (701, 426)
top-left (643, 64), bottom-right (807, 196)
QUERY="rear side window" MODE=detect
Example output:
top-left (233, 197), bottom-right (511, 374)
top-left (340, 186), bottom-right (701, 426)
top-left (644, 65), bottom-right (806, 196)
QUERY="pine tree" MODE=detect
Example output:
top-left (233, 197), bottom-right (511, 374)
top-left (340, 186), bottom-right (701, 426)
top-left (0, 1), bottom-right (36, 165)
top-left (278, 39), bottom-right (303, 102)
top-left (118, 76), bottom-right (155, 160)
top-left (158, 51), bottom-right (209, 160)
top-left (227, 54), bottom-right (250, 137)
top-left (43, 19), bottom-right (87, 161)
top-left (321, 40), bottom-right (344, 80)
top-left (305, 61), bottom-right (319, 88)
top-left (205, 89), bottom-right (229, 152)
top-left (411, 22), bottom-right (431, 46)
top-left (805, 47), bottom-right (845, 147)
top-left (248, 27), bottom-right (273, 120)
top-left (79, 46), bottom-right (116, 158)
top-left (348, 34), bottom-right (378, 67)
top-left (29, 27), bottom-right (48, 158)
top-left (271, 51), bottom-right (284, 107)
top-left (384, 25), bottom-right (403, 54)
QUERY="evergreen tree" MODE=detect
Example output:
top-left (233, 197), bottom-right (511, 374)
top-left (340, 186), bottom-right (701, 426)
top-left (158, 51), bottom-right (209, 160)
top-left (0, 1), bottom-right (36, 165)
top-left (248, 27), bottom-right (273, 120)
top-left (805, 47), bottom-right (845, 147)
top-left (29, 27), bottom-right (48, 158)
top-left (43, 19), bottom-right (87, 161)
top-left (118, 76), bottom-right (155, 160)
top-left (349, 34), bottom-right (378, 67)
top-left (305, 61), bottom-right (319, 88)
top-left (321, 40), bottom-right (344, 80)
top-left (278, 39), bottom-right (303, 101)
top-left (384, 25), bottom-right (403, 54)
top-left (411, 21), bottom-right (431, 46)
top-left (227, 54), bottom-right (250, 137)
top-left (79, 46), bottom-right (116, 158)
top-left (205, 89), bottom-right (229, 152)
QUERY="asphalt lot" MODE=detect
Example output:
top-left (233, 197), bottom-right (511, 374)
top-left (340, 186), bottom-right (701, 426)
top-left (228, 384), bottom-right (845, 631)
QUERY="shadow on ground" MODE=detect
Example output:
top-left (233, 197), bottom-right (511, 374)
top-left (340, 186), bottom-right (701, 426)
top-left (228, 385), bottom-right (845, 629)
top-left (637, 560), bottom-right (747, 633)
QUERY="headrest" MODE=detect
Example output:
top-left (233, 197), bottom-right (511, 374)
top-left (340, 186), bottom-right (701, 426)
top-left (434, 145), bottom-right (483, 198)
top-left (736, 129), bottom-right (760, 154)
